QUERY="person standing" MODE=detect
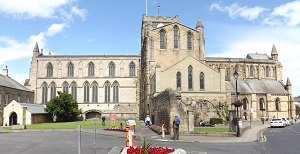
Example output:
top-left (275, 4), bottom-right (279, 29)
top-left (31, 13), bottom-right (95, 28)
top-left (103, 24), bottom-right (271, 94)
top-left (161, 121), bottom-right (166, 140)
top-left (102, 116), bottom-right (106, 126)
top-left (173, 115), bottom-right (180, 140)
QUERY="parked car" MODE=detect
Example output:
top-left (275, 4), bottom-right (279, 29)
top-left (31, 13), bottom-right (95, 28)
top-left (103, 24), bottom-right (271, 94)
top-left (282, 117), bottom-right (290, 126)
top-left (287, 117), bottom-right (293, 125)
top-left (270, 118), bottom-right (286, 128)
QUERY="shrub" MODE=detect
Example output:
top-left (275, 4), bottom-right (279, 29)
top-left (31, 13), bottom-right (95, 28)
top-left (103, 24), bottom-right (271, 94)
top-left (210, 118), bottom-right (223, 125)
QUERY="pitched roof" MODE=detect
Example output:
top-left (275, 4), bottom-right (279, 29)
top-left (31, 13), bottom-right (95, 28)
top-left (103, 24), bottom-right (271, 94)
top-left (19, 103), bottom-right (47, 114)
top-left (0, 74), bottom-right (32, 92)
top-left (246, 53), bottom-right (271, 60)
top-left (230, 79), bottom-right (288, 95)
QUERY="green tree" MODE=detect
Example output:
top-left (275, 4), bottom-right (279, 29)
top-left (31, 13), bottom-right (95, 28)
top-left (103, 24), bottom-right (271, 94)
top-left (222, 101), bottom-right (229, 121)
top-left (296, 105), bottom-right (300, 116)
top-left (45, 91), bottom-right (82, 122)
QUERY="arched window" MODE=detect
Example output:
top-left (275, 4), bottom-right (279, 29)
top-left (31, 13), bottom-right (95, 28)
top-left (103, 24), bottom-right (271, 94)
top-left (188, 65), bottom-right (193, 89)
top-left (159, 30), bottom-right (165, 49)
top-left (104, 81), bottom-right (111, 103)
top-left (70, 82), bottom-right (77, 101)
top-left (42, 82), bottom-right (48, 103)
top-left (187, 32), bottom-right (192, 50)
top-left (91, 82), bottom-right (98, 103)
top-left (259, 98), bottom-right (265, 110)
top-left (88, 62), bottom-right (94, 77)
top-left (275, 98), bottom-right (280, 111)
top-left (50, 82), bottom-right (56, 100)
top-left (243, 98), bottom-right (247, 110)
top-left (112, 81), bottom-right (119, 103)
top-left (62, 81), bottom-right (69, 94)
top-left (249, 66), bottom-right (254, 77)
top-left (174, 26), bottom-right (179, 48)
top-left (129, 62), bottom-right (135, 76)
top-left (83, 82), bottom-right (90, 103)
top-left (176, 71), bottom-right (181, 89)
top-left (265, 66), bottom-right (269, 77)
top-left (67, 62), bottom-right (74, 77)
top-left (109, 62), bottom-right (115, 76)
top-left (46, 63), bottom-right (53, 77)
top-left (200, 72), bottom-right (205, 89)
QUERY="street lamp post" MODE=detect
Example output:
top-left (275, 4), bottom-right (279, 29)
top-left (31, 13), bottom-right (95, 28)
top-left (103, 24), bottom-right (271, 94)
top-left (233, 69), bottom-right (240, 137)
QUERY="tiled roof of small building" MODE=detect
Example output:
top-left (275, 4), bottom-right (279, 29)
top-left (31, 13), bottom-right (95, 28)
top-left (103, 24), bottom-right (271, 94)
top-left (246, 53), bottom-right (271, 60)
top-left (19, 103), bottom-right (47, 114)
top-left (0, 74), bottom-right (31, 92)
top-left (230, 79), bottom-right (288, 95)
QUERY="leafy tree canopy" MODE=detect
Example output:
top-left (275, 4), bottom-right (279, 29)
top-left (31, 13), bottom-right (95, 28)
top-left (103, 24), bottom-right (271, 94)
top-left (45, 91), bottom-right (82, 122)
top-left (296, 105), bottom-right (300, 116)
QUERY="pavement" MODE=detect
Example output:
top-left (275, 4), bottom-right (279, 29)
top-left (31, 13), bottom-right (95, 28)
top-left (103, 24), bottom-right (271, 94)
top-left (0, 120), bottom-right (269, 154)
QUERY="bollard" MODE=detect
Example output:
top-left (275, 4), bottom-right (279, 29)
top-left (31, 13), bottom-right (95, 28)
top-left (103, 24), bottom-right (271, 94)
top-left (125, 126), bottom-right (131, 147)
top-left (130, 126), bottom-right (135, 147)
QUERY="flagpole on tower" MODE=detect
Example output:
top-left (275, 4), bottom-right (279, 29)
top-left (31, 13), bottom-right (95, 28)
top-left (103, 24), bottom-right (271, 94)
top-left (146, 0), bottom-right (148, 16)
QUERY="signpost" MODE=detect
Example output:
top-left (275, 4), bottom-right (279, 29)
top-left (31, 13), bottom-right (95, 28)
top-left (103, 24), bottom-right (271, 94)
top-left (110, 113), bottom-right (116, 127)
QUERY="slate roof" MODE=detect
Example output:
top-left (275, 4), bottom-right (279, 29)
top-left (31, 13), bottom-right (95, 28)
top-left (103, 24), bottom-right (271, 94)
top-left (19, 103), bottom-right (47, 114)
top-left (246, 53), bottom-right (271, 60)
top-left (0, 74), bottom-right (31, 92)
top-left (230, 79), bottom-right (288, 95)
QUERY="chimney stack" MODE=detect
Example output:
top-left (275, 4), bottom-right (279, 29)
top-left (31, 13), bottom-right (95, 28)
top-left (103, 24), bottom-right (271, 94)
top-left (2, 65), bottom-right (8, 76)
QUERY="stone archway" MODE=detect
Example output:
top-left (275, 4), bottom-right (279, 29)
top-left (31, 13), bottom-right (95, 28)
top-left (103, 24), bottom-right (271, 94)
top-left (9, 112), bottom-right (17, 126)
top-left (85, 110), bottom-right (102, 120)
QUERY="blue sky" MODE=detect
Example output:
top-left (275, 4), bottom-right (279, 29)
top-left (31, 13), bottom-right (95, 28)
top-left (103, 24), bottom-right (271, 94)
top-left (0, 0), bottom-right (300, 96)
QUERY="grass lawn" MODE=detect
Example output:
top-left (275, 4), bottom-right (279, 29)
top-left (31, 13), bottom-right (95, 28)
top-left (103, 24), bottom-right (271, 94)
top-left (194, 127), bottom-right (229, 132)
top-left (2, 120), bottom-right (141, 130)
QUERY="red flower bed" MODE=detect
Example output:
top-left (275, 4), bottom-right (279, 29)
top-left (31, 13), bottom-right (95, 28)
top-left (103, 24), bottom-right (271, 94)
top-left (127, 146), bottom-right (175, 154)
top-left (104, 127), bottom-right (126, 132)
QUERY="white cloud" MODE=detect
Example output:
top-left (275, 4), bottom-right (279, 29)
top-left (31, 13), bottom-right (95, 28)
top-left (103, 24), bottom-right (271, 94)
top-left (210, 3), bottom-right (267, 21)
top-left (263, 1), bottom-right (300, 26)
top-left (0, 0), bottom-right (86, 22)
top-left (0, 0), bottom-right (74, 19)
top-left (46, 23), bottom-right (67, 36)
top-left (71, 6), bottom-right (87, 21)
top-left (0, 34), bottom-right (45, 66)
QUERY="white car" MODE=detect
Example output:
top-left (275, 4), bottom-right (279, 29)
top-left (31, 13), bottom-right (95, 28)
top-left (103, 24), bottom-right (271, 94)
top-left (282, 117), bottom-right (290, 126)
top-left (270, 118), bottom-right (285, 128)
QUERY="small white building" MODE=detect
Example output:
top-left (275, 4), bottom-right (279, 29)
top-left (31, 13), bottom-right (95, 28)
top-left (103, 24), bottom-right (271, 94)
top-left (3, 100), bottom-right (52, 126)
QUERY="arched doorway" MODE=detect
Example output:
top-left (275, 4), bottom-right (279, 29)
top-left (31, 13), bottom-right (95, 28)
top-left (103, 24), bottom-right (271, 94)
top-left (9, 112), bottom-right (17, 126)
top-left (85, 110), bottom-right (101, 120)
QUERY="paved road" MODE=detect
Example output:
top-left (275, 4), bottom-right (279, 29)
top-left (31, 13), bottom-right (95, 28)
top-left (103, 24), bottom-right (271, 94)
top-left (0, 130), bottom-right (264, 154)
top-left (261, 123), bottom-right (300, 154)
top-left (0, 130), bottom-right (125, 154)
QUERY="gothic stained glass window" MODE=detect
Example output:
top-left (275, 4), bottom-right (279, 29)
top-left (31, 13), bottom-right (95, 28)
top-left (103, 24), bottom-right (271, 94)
top-left (129, 62), bottom-right (135, 76)
top-left (113, 82), bottom-right (119, 103)
top-left (188, 65), bottom-right (193, 89)
top-left (174, 26), bottom-right (179, 48)
top-left (176, 72), bottom-right (181, 89)
top-left (71, 82), bottom-right (77, 101)
top-left (62, 82), bottom-right (69, 94)
top-left (50, 82), bottom-right (56, 100)
top-left (109, 62), bottom-right (115, 76)
top-left (42, 82), bottom-right (47, 103)
top-left (92, 82), bottom-right (98, 103)
top-left (47, 63), bottom-right (53, 77)
top-left (187, 32), bottom-right (192, 50)
top-left (200, 72), bottom-right (204, 89)
top-left (67, 62), bottom-right (74, 77)
top-left (88, 62), bottom-right (94, 77)
top-left (105, 82), bottom-right (110, 103)
top-left (84, 82), bottom-right (90, 103)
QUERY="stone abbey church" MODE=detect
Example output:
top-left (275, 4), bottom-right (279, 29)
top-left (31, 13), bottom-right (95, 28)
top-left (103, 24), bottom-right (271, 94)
top-left (21, 14), bottom-right (294, 125)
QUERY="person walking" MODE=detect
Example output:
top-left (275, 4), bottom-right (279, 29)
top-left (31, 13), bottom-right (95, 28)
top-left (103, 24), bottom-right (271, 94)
top-left (173, 115), bottom-right (180, 140)
top-left (102, 116), bottom-right (106, 126)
